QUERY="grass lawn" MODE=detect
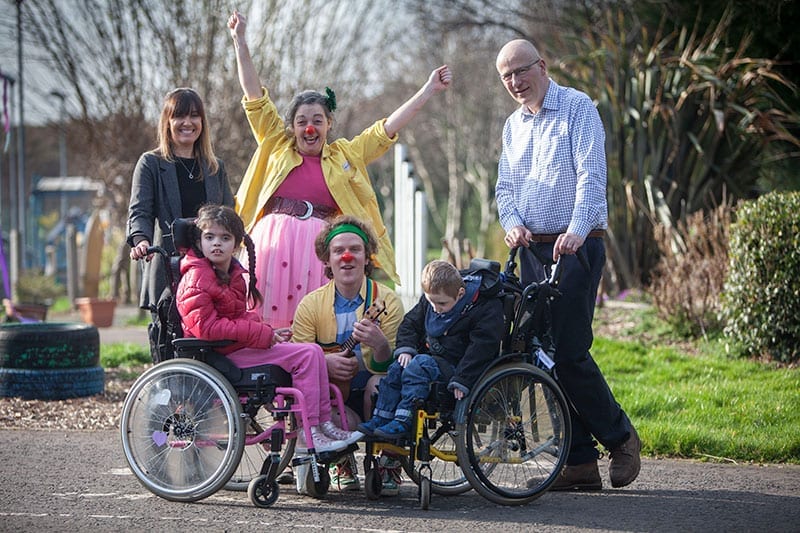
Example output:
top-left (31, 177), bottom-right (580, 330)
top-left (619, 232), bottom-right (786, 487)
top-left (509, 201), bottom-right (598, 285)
top-left (592, 304), bottom-right (800, 464)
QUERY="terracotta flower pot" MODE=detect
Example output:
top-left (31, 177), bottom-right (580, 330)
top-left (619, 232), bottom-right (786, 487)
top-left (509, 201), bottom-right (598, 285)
top-left (74, 297), bottom-right (117, 328)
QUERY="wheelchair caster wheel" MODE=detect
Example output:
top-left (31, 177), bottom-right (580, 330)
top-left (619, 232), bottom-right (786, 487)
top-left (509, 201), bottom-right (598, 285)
top-left (248, 475), bottom-right (279, 507)
top-left (419, 475), bottom-right (431, 510)
top-left (364, 468), bottom-right (382, 500)
top-left (305, 463), bottom-right (330, 499)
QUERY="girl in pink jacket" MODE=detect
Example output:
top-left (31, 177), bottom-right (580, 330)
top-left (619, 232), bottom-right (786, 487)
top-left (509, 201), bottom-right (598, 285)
top-left (176, 204), bottom-right (361, 453)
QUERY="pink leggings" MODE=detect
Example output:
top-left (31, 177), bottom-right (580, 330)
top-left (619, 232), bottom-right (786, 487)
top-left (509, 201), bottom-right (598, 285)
top-left (226, 343), bottom-right (331, 427)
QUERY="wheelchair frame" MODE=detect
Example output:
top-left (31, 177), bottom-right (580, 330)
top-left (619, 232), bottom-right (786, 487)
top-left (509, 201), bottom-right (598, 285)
top-left (120, 219), bottom-right (356, 507)
top-left (360, 246), bottom-right (574, 508)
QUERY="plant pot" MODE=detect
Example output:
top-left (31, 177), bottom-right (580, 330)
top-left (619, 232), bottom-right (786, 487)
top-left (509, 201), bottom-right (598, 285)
top-left (3, 299), bottom-right (49, 322)
top-left (74, 297), bottom-right (117, 328)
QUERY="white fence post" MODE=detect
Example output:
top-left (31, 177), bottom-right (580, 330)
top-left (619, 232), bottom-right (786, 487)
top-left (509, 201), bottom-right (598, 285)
top-left (393, 144), bottom-right (426, 310)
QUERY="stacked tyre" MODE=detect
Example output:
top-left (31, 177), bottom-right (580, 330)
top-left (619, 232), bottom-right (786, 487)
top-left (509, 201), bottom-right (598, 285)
top-left (0, 323), bottom-right (104, 400)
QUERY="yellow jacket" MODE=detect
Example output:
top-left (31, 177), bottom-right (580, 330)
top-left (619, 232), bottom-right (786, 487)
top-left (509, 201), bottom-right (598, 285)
top-left (292, 278), bottom-right (404, 374)
top-left (234, 88), bottom-right (399, 283)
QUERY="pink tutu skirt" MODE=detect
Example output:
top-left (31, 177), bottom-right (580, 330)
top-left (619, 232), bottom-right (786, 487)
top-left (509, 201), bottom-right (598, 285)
top-left (246, 213), bottom-right (329, 328)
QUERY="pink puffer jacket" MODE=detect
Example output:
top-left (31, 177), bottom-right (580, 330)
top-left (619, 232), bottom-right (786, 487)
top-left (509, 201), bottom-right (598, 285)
top-left (176, 250), bottom-right (273, 354)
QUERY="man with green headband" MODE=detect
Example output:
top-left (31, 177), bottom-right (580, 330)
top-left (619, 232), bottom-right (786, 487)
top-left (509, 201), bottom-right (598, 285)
top-left (293, 215), bottom-right (405, 494)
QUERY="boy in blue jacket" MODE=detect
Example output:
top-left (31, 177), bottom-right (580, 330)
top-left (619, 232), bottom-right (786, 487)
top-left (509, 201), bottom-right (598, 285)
top-left (358, 260), bottom-right (504, 438)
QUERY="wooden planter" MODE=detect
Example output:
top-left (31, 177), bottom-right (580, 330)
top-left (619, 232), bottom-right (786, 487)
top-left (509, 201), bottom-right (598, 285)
top-left (74, 297), bottom-right (117, 328)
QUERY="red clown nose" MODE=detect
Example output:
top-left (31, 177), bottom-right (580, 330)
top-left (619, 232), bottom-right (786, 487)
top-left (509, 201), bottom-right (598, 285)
top-left (341, 251), bottom-right (354, 262)
top-left (305, 125), bottom-right (316, 135)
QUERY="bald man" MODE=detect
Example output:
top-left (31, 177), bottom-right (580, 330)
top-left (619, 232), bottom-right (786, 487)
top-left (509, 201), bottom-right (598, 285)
top-left (494, 39), bottom-right (641, 491)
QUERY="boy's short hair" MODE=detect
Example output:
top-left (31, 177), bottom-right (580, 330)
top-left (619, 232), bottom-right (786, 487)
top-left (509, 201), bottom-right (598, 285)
top-left (421, 260), bottom-right (464, 298)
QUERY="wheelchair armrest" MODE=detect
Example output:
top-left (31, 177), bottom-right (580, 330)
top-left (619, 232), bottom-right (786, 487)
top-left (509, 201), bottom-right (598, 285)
top-left (172, 338), bottom-right (235, 350)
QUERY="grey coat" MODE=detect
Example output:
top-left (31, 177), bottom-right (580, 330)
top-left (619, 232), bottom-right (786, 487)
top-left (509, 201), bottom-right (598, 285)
top-left (126, 151), bottom-right (234, 310)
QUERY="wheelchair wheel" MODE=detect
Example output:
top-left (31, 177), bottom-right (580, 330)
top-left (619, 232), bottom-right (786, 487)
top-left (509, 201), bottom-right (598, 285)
top-left (363, 455), bottom-right (382, 500)
top-left (304, 460), bottom-right (331, 499)
top-left (120, 358), bottom-right (245, 502)
top-left (248, 474), bottom-right (280, 508)
top-left (419, 475), bottom-right (431, 510)
top-left (225, 407), bottom-right (296, 491)
top-left (456, 362), bottom-right (570, 506)
top-left (403, 427), bottom-right (471, 495)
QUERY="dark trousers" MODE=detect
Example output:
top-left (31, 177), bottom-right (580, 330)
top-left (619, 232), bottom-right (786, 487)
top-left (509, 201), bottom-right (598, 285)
top-left (519, 238), bottom-right (632, 465)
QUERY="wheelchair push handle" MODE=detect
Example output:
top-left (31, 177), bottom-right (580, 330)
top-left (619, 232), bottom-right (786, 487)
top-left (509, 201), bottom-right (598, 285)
top-left (503, 243), bottom-right (591, 288)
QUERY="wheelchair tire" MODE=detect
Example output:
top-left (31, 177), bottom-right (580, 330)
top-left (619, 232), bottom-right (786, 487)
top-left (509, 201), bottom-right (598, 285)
top-left (456, 362), bottom-right (571, 506)
top-left (0, 365), bottom-right (104, 400)
top-left (304, 461), bottom-right (331, 499)
top-left (248, 475), bottom-right (280, 508)
top-left (403, 428), bottom-right (472, 496)
top-left (419, 475), bottom-right (431, 510)
top-left (0, 323), bottom-right (99, 369)
top-left (364, 467), bottom-right (382, 500)
top-left (120, 358), bottom-right (245, 502)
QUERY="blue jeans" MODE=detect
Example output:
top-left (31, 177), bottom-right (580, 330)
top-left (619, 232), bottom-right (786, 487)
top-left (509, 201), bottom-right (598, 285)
top-left (373, 355), bottom-right (443, 422)
top-left (520, 238), bottom-right (632, 465)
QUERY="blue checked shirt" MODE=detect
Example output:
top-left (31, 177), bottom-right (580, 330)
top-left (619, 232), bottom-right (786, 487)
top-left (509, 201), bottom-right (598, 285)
top-left (496, 79), bottom-right (608, 238)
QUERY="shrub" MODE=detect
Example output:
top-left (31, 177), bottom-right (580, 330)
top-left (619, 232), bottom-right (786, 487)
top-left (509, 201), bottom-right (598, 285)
top-left (721, 192), bottom-right (800, 364)
top-left (15, 270), bottom-right (65, 304)
top-left (649, 201), bottom-right (732, 338)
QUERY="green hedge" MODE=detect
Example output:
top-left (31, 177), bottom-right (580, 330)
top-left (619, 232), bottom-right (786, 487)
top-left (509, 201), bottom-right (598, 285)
top-left (721, 192), bottom-right (800, 363)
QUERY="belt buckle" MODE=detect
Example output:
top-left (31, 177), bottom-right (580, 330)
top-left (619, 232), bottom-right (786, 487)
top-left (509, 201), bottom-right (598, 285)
top-left (297, 200), bottom-right (313, 220)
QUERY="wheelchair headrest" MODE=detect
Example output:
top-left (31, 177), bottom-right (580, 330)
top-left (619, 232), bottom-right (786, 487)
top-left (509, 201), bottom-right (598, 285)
top-left (170, 217), bottom-right (197, 254)
top-left (468, 258), bottom-right (500, 273)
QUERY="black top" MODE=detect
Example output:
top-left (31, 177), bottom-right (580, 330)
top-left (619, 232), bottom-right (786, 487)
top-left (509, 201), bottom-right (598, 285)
top-left (175, 157), bottom-right (206, 217)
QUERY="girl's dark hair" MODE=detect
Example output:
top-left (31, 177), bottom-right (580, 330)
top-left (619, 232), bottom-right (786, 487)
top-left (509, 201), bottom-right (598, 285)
top-left (193, 204), bottom-right (263, 309)
top-left (283, 90), bottom-right (333, 139)
top-left (314, 215), bottom-right (379, 279)
top-left (157, 87), bottom-right (220, 177)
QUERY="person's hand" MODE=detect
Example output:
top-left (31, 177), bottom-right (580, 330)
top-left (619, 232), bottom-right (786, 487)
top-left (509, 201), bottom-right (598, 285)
top-left (453, 388), bottom-right (465, 401)
top-left (272, 327), bottom-right (292, 344)
top-left (553, 232), bottom-right (585, 261)
top-left (227, 10), bottom-right (246, 40)
top-left (503, 225), bottom-right (531, 249)
top-left (325, 351), bottom-right (359, 382)
top-left (130, 240), bottom-right (152, 261)
top-left (397, 352), bottom-right (412, 368)
top-left (427, 65), bottom-right (452, 93)
top-left (351, 318), bottom-right (387, 349)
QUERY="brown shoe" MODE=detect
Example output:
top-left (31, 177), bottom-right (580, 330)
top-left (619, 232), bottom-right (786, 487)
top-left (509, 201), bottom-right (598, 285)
top-left (545, 461), bottom-right (602, 491)
top-left (609, 426), bottom-right (641, 488)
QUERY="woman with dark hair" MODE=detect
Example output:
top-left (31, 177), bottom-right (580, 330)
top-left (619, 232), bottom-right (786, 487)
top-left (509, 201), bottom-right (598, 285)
top-left (228, 10), bottom-right (451, 329)
top-left (127, 87), bottom-right (234, 312)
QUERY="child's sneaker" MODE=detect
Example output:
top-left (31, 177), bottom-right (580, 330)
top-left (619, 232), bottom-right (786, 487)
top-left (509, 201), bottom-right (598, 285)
top-left (330, 456), bottom-right (360, 492)
top-left (373, 418), bottom-right (412, 440)
top-left (297, 427), bottom-right (347, 453)
top-left (378, 453), bottom-right (403, 496)
top-left (320, 420), bottom-right (364, 445)
top-left (357, 416), bottom-right (390, 436)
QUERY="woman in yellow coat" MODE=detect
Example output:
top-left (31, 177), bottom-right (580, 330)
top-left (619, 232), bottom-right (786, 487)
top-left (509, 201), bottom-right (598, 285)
top-left (228, 10), bottom-right (451, 328)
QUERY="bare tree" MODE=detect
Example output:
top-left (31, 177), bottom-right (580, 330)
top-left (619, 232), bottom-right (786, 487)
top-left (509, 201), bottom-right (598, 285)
top-left (14, 0), bottom-right (410, 300)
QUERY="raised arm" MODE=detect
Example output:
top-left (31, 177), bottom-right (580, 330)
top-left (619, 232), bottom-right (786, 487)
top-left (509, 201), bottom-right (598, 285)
top-left (228, 11), bottom-right (262, 101)
top-left (383, 65), bottom-right (452, 139)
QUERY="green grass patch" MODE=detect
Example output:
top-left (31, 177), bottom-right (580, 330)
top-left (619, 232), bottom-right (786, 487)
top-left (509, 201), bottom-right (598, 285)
top-left (125, 313), bottom-right (151, 327)
top-left (593, 336), bottom-right (800, 464)
top-left (100, 342), bottom-right (151, 368)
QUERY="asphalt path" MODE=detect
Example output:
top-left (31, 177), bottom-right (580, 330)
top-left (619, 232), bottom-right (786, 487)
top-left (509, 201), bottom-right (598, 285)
top-left (1, 430), bottom-right (798, 532)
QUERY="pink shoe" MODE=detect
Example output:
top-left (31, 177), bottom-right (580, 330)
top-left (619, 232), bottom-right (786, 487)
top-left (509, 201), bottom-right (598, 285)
top-left (297, 426), bottom-right (347, 453)
top-left (320, 420), bottom-right (364, 445)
